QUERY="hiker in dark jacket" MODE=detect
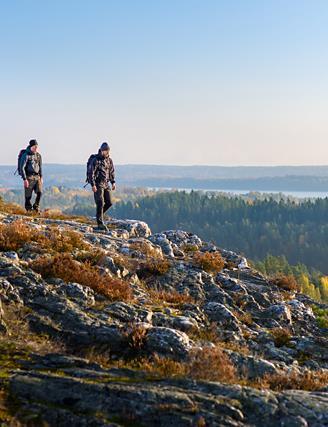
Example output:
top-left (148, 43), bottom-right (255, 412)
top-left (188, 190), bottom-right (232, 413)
top-left (20, 140), bottom-right (43, 213)
top-left (88, 142), bottom-right (116, 231)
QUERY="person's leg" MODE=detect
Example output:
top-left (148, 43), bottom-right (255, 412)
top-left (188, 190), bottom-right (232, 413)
top-left (24, 179), bottom-right (33, 211)
top-left (94, 187), bottom-right (105, 225)
top-left (103, 188), bottom-right (113, 215)
top-left (33, 177), bottom-right (42, 211)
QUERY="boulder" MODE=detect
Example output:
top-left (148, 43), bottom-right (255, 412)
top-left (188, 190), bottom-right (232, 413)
top-left (204, 302), bottom-right (241, 332)
top-left (145, 326), bottom-right (192, 358)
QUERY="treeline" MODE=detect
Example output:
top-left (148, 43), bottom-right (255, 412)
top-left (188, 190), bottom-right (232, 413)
top-left (111, 191), bottom-right (328, 274)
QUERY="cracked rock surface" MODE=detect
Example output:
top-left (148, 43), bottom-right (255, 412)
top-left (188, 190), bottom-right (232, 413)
top-left (0, 212), bottom-right (327, 426)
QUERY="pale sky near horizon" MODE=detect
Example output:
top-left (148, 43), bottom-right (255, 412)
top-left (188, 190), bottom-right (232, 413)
top-left (1, 0), bottom-right (328, 166)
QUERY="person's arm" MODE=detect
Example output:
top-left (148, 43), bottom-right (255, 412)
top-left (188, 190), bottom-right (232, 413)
top-left (39, 154), bottom-right (43, 179)
top-left (109, 158), bottom-right (115, 185)
top-left (20, 152), bottom-right (28, 181)
top-left (88, 158), bottom-right (98, 191)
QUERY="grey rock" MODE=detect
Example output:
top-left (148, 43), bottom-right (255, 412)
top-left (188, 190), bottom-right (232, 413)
top-left (110, 218), bottom-right (152, 238)
top-left (8, 356), bottom-right (328, 427)
top-left (265, 304), bottom-right (292, 325)
top-left (1, 212), bottom-right (328, 426)
top-left (0, 278), bottom-right (23, 304)
top-left (104, 301), bottom-right (153, 324)
top-left (204, 302), bottom-right (241, 332)
top-left (145, 326), bottom-right (192, 358)
top-left (227, 351), bottom-right (282, 379)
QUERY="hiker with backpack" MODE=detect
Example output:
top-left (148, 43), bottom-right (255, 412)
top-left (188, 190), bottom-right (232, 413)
top-left (87, 142), bottom-right (116, 231)
top-left (17, 140), bottom-right (43, 213)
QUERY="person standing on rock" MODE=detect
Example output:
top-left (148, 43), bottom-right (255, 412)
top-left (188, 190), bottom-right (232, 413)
top-left (19, 139), bottom-right (43, 213)
top-left (87, 142), bottom-right (116, 231)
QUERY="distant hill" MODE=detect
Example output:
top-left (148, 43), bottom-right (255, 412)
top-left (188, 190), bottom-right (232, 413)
top-left (1, 164), bottom-right (328, 190)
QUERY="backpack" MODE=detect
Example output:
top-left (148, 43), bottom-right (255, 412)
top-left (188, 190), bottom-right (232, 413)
top-left (84, 154), bottom-right (98, 186)
top-left (15, 149), bottom-right (27, 176)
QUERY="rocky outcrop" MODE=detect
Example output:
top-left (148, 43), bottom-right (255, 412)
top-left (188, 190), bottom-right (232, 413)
top-left (0, 212), bottom-right (327, 426)
top-left (8, 353), bottom-right (328, 427)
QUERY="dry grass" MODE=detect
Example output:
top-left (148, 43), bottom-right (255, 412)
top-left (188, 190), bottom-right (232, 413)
top-left (147, 288), bottom-right (196, 307)
top-left (193, 251), bottom-right (224, 274)
top-left (44, 226), bottom-right (89, 253)
top-left (30, 253), bottom-right (133, 302)
top-left (0, 197), bottom-right (25, 215)
top-left (0, 197), bottom-right (89, 224)
top-left (271, 275), bottom-right (300, 292)
top-left (270, 327), bottom-right (292, 347)
top-left (137, 257), bottom-right (172, 277)
top-left (181, 243), bottom-right (199, 253)
top-left (41, 209), bottom-right (90, 224)
top-left (75, 248), bottom-right (107, 266)
top-left (190, 322), bottom-right (220, 344)
top-left (233, 311), bottom-right (253, 326)
top-left (260, 370), bottom-right (328, 391)
top-left (0, 220), bottom-right (43, 252)
top-left (133, 346), bottom-right (237, 383)
top-left (124, 323), bottom-right (149, 352)
top-left (1, 303), bottom-right (65, 355)
top-left (111, 253), bottom-right (138, 273)
top-left (0, 303), bottom-right (65, 426)
top-left (231, 292), bottom-right (247, 309)
top-left (0, 220), bottom-right (88, 255)
top-left (190, 323), bottom-right (251, 356)
top-left (129, 240), bottom-right (161, 258)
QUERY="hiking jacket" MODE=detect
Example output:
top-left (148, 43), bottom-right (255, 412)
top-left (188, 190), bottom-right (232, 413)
top-left (20, 147), bottom-right (42, 180)
top-left (88, 151), bottom-right (115, 187)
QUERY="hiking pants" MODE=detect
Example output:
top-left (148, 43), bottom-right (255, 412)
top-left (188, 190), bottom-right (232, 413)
top-left (94, 186), bottom-right (113, 225)
top-left (25, 176), bottom-right (42, 211)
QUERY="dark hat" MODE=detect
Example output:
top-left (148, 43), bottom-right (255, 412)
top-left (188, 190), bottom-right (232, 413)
top-left (29, 139), bottom-right (38, 147)
top-left (100, 142), bottom-right (110, 151)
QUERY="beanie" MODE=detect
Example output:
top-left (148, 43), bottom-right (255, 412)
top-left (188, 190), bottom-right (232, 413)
top-left (29, 139), bottom-right (38, 147)
top-left (100, 142), bottom-right (110, 151)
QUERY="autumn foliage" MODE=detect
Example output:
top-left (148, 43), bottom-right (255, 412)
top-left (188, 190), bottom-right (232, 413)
top-left (31, 253), bottom-right (133, 302)
top-left (193, 251), bottom-right (224, 274)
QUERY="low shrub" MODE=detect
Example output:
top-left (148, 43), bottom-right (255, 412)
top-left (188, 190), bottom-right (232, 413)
top-left (137, 257), bottom-right (171, 277)
top-left (147, 288), bottom-right (196, 306)
top-left (181, 243), bottom-right (199, 253)
top-left (0, 197), bottom-right (25, 215)
top-left (271, 275), bottom-right (300, 292)
top-left (188, 346), bottom-right (236, 382)
top-left (190, 324), bottom-right (250, 355)
top-left (262, 370), bottom-right (328, 391)
top-left (270, 327), bottom-right (292, 347)
top-left (234, 311), bottom-right (253, 326)
top-left (0, 221), bottom-right (89, 254)
top-left (0, 220), bottom-right (44, 251)
top-left (41, 209), bottom-right (89, 223)
top-left (193, 251), bottom-right (224, 274)
top-left (30, 253), bottom-right (133, 302)
top-left (75, 248), bottom-right (106, 266)
top-left (134, 345), bottom-right (236, 383)
top-left (44, 226), bottom-right (89, 253)
top-left (129, 241), bottom-right (160, 258)
top-left (124, 323), bottom-right (148, 353)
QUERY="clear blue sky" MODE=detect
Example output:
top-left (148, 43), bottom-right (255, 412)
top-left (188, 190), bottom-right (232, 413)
top-left (1, 0), bottom-right (328, 165)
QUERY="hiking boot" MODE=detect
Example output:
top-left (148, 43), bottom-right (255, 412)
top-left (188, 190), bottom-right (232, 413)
top-left (96, 223), bottom-right (109, 232)
top-left (32, 206), bottom-right (40, 214)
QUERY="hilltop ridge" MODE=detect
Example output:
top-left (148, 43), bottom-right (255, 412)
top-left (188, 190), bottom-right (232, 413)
top-left (0, 204), bottom-right (327, 426)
